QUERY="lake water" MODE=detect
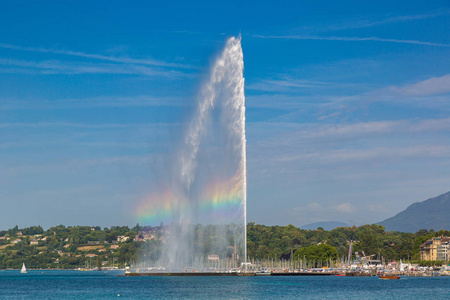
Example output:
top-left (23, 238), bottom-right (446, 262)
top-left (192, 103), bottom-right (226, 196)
top-left (0, 270), bottom-right (449, 299)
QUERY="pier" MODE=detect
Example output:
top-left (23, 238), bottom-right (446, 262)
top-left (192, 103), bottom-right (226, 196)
top-left (125, 271), bottom-right (335, 277)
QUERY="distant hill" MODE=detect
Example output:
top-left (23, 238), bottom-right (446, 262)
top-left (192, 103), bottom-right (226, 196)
top-left (379, 191), bottom-right (450, 233)
top-left (300, 221), bottom-right (349, 231)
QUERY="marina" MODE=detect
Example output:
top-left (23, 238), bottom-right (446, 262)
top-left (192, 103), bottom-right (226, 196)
top-left (124, 262), bottom-right (450, 277)
top-left (124, 271), bottom-right (335, 277)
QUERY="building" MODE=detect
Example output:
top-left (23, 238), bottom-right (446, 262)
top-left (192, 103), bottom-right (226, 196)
top-left (117, 236), bottom-right (129, 243)
top-left (437, 240), bottom-right (449, 261)
top-left (420, 236), bottom-right (450, 261)
top-left (87, 241), bottom-right (101, 245)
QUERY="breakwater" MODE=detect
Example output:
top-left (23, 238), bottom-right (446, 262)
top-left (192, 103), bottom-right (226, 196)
top-left (125, 271), bottom-right (335, 277)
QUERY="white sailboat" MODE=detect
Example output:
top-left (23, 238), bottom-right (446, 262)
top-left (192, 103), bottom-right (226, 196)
top-left (20, 263), bottom-right (27, 274)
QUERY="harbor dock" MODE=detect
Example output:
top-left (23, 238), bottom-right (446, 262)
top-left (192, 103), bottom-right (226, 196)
top-left (125, 271), bottom-right (335, 277)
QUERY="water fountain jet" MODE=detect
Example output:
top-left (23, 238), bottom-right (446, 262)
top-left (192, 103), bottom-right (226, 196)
top-left (135, 36), bottom-right (247, 272)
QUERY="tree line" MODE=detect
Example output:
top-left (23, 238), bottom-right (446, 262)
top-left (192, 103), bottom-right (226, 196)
top-left (247, 223), bottom-right (449, 263)
top-left (0, 223), bottom-right (448, 269)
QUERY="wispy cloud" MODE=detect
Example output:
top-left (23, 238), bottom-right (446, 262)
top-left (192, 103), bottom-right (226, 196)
top-left (246, 94), bottom-right (331, 110)
top-left (248, 117), bottom-right (450, 169)
top-left (251, 34), bottom-right (450, 47)
top-left (329, 73), bottom-right (450, 111)
top-left (1, 155), bottom-right (154, 177)
top-left (290, 202), bottom-right (358, 224)
top-left (281, 73), bottom-right (450, 119)
top-left (246, 75), bottom-right (370, 97)
top-left (0, 58), bottom-right (189, 77)
top-left (0, 140), bottom-right (150, 150)
top-left (337, 203), bottom-right (357, 214)
top-left (0, 95), bottom-right (186, 110)
top-left (252, 118), bottom-right (450, 153)
top-left (0, 121), bottom-right (179, 129)
top-left (289, 118), bottom-right (450, 141)
top-left (386, 73), bottom-right (450, 97)
top-left (305, 10), bottom-right (450, 33)
top-left (0, 43), bottom-right (193, 69)
top-left (246, 77), bottom-right (333, 92)
top-left (271, 145), bottom-right (450, 165)
top-left (369, 204), bottom-right (388, 213)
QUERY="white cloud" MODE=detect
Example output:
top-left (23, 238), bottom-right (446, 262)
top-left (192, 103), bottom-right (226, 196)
top-left (269, 144), bottom-right (450, 165)
top-left (246, 94), bottom-right (330, 110)
top-left (334, 74), bottom-right (450, 107)
top-left (295, 120), bottom-right (405, 139)
top-left (252, 34), bottom-right (450, 47)
top-left (369, 204), bottom-right (388, 213)
top-left (305, 118), bottom-right (450, 139)
top-left (252, 118), bottom-right (450, 148)
top-left (0, 122), bottom-right (179, 129)
top-left (290, 202), bottom-right (358, 224)
top-left (0, 43), bottom-right (193, 69)
top-left (247, 118), bottom-right (450, 179)
top-left (0, 154), bottom-right (154, 177)
top-left (246, 78), bottom-right (332, 92)
top-left (387, 73), bottom-right (450, 97)
top-left (0, 58), bottom-right (189, 77)
top-left (244, 73), bottom-right (450, 124)
top-left (302, 10), bottom-right (450, 33)
top-left (336, 203), bottom-right (357, 213)
top-left (251, 72), bottom-right (450, 123)
top-left (0, 139), bottom-right (154, 150)
top-left (0, 95), bottom-right (186, 110)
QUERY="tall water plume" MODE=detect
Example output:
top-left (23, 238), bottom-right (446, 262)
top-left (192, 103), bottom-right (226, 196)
top-left (135, 36), bottom-right (247, 271)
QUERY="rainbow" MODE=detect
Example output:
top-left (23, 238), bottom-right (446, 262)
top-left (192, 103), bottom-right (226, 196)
top-left (135, 173), bottom-right (244, 224)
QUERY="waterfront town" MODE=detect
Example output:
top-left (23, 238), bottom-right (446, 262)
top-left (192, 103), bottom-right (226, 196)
top-left (1, 224), bottom-right (449, 277)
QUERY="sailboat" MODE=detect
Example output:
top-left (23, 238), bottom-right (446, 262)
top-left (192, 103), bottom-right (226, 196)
top-left (20, 263), bottom-right (27, 274)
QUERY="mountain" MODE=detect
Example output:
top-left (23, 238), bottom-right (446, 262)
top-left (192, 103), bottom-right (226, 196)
top-left (300, 221), bottom-right (349, 231)
top-left (379, 191), bottom-right (450, 233)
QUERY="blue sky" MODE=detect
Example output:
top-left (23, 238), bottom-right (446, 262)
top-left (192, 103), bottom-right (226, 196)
top-left (1, 0), bottom-right (450, 229)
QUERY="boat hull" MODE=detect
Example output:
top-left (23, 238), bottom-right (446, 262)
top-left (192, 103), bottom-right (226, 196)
top-left (379, 275), bottom-right (400, 280)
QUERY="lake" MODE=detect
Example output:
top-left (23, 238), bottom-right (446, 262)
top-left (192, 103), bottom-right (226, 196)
top-left (0, 270), bottom-right (449, 299)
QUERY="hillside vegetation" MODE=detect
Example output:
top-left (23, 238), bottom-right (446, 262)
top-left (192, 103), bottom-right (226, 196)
top-left (1, 223), bottom-right (448, 269)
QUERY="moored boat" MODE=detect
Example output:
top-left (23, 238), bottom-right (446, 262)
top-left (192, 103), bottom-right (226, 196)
top-left (255, 270), bottom-right (271, 276)
top-left (379, 275), bottom-right (400, 279)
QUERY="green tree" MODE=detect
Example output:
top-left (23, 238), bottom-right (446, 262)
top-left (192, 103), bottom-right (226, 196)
top-left (294, 244), bottom-right (338, 267)
top-left (97, 255), bottom-right (102, 269)
top-left (358, 233), bottom-right (379, 256)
